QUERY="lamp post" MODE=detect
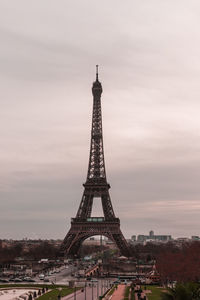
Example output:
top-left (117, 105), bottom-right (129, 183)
top-left (105, 279), bottom-right (107, 291)
top-left (74, 283), bottom-right (76, 300)
top-left (84, 281), bottom-right (87, 300)
top-left (101, 279), bottom-right (103, 296)
top-left (57, 287), bottom-right (62, 300)
top-left (105, 279), bottom-right (109, 293)
top-left (92, 280), bottom-right (94, 300)
top-left (97, 280), bottom-right (99, 299)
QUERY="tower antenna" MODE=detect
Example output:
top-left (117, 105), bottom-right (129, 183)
top-left (96, 64), bottom-right (99, 81)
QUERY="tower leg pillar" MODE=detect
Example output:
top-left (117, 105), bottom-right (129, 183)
top-left (61, 219), bottom-right (130, 257)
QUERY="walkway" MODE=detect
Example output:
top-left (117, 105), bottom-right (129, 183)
top-left (111, 284), bottom-right (126, 300)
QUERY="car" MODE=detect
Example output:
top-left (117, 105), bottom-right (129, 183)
top-left (120, 279), bottom-right (127, 285)
top-left (44, 278), bottom-right (49, 282)
top-left (27, 279), bottom-right (36, 282)
top-left (24, 277), bottom-right (32, 281)
top-left (39, 274), bottom-right (45, 280)
top-left (0, 279), bottom-right (9, 283)
top-left (86, 277), bottom-right (91, 281)
top-left (14, 278), bottom-right (22, 282)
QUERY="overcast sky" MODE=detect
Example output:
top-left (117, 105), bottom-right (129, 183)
top-left (0, 0), bottom-right (200, 239)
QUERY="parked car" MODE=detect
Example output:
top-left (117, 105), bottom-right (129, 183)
top-left (113, 280), bottom-right (120, 284)
top-left (86, 277), bottom-right (91, 281)
top-left (9, 278), bottom-right (15, 282)
top-left (0, 279), bottom-right (9, 283)
top-left (27, 279), bottom-right (36, 282)
top-left (39, 274), bottom-right (45, 280)
top-left (24, 277), bottom-right (32, 281)
top-left (14, 278), bottom-right (22, 282)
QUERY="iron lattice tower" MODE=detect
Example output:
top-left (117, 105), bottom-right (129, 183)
top-left (61, 66), bottom-right (130, 257)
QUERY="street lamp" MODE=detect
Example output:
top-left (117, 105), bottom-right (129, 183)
top-left (84, 281), bottom-right (87, 300)
top-left (97, 280), bottom-right (99, 299)
top-left (57, 287), bottom-right (62, 300)
top-left (74, 282), bottom-right (76, 300)
top-left (92, 281), bottom-right (94, 300)
top-left (91, 279), bottom-right (99, 300)
top-left (101, 279), bottom-right (103, 296)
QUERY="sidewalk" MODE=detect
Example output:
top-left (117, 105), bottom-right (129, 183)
top-left (62, 289), bottom-right (82, 300)
top-left (111, 284), bottom-right (126, 300)
top-left (62, 285), bottom-right (100, 300)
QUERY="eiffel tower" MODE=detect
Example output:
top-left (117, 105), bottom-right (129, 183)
top-left (61, 66), bottom-right (130, 257)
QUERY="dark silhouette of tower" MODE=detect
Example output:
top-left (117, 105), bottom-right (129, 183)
top-left (61, 66), bottom-right (130, 257)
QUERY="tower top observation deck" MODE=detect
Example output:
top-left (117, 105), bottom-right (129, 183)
top-left (92, 65), bottom-right (102, 96)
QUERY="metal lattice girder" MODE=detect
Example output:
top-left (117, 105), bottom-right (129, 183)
top-left (61, 67), bottom-right (130, 257)
top-left (62, 219), bottom-right (130, 257)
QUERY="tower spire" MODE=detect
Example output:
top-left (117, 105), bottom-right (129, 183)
top-left (96, 64), bottom-right (99, 81)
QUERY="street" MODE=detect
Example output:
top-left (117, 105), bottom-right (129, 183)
top-left (34, 265), bottom-right (79, 284)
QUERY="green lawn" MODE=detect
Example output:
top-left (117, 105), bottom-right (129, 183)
top-left (37, 288), bottom-right (74, 300)
top-left (107, 286), bottom-right (115, 296)
top-left (142, 285), bottom-right (163, 300)
top-left (124, 286), bottom-right (130, 299)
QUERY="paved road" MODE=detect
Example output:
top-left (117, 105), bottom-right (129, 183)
top-left (52, 266), bottom-right (79, 284)
top-left (34, 265), bottom-right (79, 284)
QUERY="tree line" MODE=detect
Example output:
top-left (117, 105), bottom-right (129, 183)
top-left (0, 240), bottom-right (60, 264)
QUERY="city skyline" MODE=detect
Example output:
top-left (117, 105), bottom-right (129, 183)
top-left (0, 1), bottom-right (200, 239)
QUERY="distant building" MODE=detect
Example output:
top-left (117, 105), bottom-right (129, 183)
top-left (191, 236), bottom-right (200, 241)
top-left (131, 235), bottom-right (136, 242)
top-left (149, 230), bottom-right (154, 238)
top-left (176, 237), bottom-right (190, 243)
top-left (137, 230), bottom-right (172, 243)
top-left (83, 237), bottom-right (102, 246)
